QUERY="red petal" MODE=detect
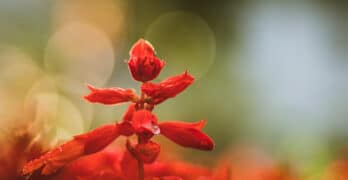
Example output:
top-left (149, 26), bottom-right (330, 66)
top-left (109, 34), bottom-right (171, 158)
top-left (74, 124), bottom-right (120, 154)
top-left (22, 139), bottom-right (85, 175)
top-left (118, 122), bottom-right (134, 137)
top-left (84, 84), bottom-right (137, 105)
top-left (132, 110), bottom-right (160, 140)
top-left (122, 103), bottom-right (136, 122)
top-left (133, 141), bottom-right (161, 164)
top-left (128, 39), bottom-right (165, 82)
top-left (159, 120), bottom-right (214, 151)
top-left (141, 71), bottom-right (194, 104)
top-left (117, 103), bottom-right (136, 136)
top-left (22, 124), bottom-right (120, 175)
top-left (130, 39), bottom-right (156, 57)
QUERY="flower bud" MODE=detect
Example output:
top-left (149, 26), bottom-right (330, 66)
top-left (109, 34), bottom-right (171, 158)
top-left (134, 141), bottom-right (161, 164)
top-left (128, 39), bottom-right (165, 82)
top-left (84, 84), bottom-right (137, 105)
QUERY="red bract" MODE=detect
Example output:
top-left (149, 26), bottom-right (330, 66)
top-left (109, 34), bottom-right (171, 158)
top-left (159, 120), bottom-right (214, 151)
top-left (22, 124), bottom-right (120, 176)
top-left (117, 103), bottom-right (136, 136)
top-left (132, 110), bottom-right (160, 140)
top-left (132, 141), bottom-right (161, 164)
top-left (22, 39), bottom-right (214, 179)
top-left (75, 124), bottom-right (120, 154)
top-left (122, 103), bottom-right (136, 122)
top-left (21, 140), bottom-right (83, 175)
top-left (84, 84), bottom-right (137, 105)
top-left (128, 39), bottom-right (165, 82)
top-left (141, 71), bottom-right (194, 104)
top-left (119, 107), bottom-right (213, 151)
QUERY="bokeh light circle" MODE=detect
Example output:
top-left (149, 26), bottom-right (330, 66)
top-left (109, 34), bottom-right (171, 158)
top-left (145, 11), bottom-right (216, 79)
top-left (24, 77), bottom-right (89, 146)
top-left (52, 0), bottom-right (125, 41)
top-left (0, 46), bottom-right (42, 96)
top-left (0, 46), bottom-right (42, 134)
top-left (25, 92), bottom-right (85, 146)
top-left (44, 23), bottom-right (115, 88)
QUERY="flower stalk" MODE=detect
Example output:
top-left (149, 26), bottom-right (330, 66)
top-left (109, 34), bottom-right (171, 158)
top-left (137, 136), bottom-right (145, 180)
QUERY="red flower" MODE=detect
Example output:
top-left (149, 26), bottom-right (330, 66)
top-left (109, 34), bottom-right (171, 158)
top-left (118, 108), bottom-right (213, 151)
top-left (117, 103), bottom-right (136, 136)
top-left (59, 149), bottom-right (190, 180)
top-left (22, 124), bottom-right (120, 176)
top-left (84, 84), bottom-right (137, 105)
top-left (131, 110), bottom-right (160, 140)
top-left (75, 124), bottom-right (120, 154)
top-left (122, 103), bottom-right (136, 122)
top-left (57, 148), bottom-right (232, 180)
top-left (127, 140), bottom-right (161, 164)
top-left (141, 71), bottom-right (194, 105)
top-left (159, 120), bottom-right (214, 151)
top-left (58, 150), bottom-right (124, 180)
top-left (148, 176), bottom-right (183, 180)
top-left (21, 39), bottom-right (214, 179)
top-left (144, 158), bottom-right (211, 179)
top-left (128, 39), bottom-right (165, 82)
top-left (324, 158), bottom-right (348, 180)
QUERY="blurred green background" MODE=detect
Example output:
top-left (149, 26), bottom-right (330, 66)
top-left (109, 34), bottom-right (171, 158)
top-left (1, 0), bottom-right (348, 178)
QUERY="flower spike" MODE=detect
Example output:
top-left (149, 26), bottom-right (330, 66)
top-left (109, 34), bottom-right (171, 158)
top-left (128, 39), bottom-right (165, 82)
top-left (141, 71), bottom-right (194, 105)
top-left (22, 39), bottom-right (214, 179)
top-left (84, 84), bottom-right (137, 105)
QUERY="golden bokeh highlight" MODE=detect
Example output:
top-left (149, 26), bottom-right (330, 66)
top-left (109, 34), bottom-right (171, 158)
top-left (51, 0), bottom-right (125, 42)
top-left (0, 46), bottom-right (42, 138)
top-left (0, 46), bottom-right (42, 97)
top-left (25, 90), bottom-right (85, 147)
top-left (44, 23), bottom-right (115, 89)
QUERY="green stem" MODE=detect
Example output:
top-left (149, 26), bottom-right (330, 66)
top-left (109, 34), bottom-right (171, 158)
top-left (137, 86), bottom-right (145, 180)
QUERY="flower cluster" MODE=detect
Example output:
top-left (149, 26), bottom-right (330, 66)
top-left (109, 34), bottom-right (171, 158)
top-left (21, 39), bottom-right (214, 179)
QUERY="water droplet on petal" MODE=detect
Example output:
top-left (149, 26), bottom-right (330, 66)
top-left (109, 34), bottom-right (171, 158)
top-left (152, 124), bottom-right (160, 135)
